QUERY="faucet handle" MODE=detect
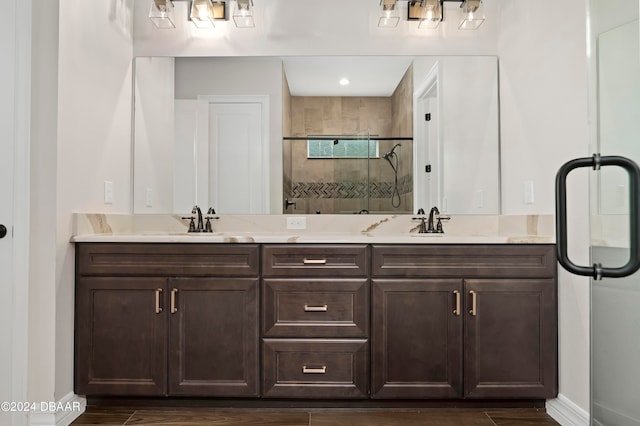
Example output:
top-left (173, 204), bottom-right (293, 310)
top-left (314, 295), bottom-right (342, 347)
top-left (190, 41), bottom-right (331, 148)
top-left (204, 215), bottom-right (219, 233)
top-left (181, 216), bottom-right (197, 232)
top-left (435, 215), bottom-right (451, 233)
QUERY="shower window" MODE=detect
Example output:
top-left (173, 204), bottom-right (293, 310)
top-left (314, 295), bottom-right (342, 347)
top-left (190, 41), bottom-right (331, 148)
top-left (307, 138), bottom-right (379, 159)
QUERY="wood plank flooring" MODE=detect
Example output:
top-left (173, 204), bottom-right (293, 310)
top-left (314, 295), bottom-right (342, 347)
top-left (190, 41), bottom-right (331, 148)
top-left (71, 407), bottom-right (560, 425)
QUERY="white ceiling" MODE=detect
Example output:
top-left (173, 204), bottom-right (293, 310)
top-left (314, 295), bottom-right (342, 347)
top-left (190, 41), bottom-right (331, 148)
top-left (282, 56), bottom-right (414, 97)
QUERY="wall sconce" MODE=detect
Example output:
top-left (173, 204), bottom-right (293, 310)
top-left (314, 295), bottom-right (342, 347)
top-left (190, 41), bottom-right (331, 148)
top-left (233, 0), bottom-right (254, 28)
top-left (378, 0), bottom-right (400, 28)
top-left (458, 0), bottom-right (484, 29)
top-left (148, 0), bottom-right (176, 28)
top-left (189, 0), bottom-right (226, 29)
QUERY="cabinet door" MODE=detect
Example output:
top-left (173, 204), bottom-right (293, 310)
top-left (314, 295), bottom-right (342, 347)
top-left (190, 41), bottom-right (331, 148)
top-left (168, 278), bottom-right (259, 396)
top-left (75, 277), bottom-right (167, 396)
top-left (371, 279), bottom-right (463, 399)
top-left (464, 279), bottom-right (557, 398)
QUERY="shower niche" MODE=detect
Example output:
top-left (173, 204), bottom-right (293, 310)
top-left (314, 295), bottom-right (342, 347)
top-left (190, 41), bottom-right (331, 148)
top-left (283, 134), bottom-right (413, 214)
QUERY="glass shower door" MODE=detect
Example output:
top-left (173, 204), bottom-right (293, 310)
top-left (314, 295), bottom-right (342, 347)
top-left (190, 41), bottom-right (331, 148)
top-left (590, 5), bottom-right (640, 425)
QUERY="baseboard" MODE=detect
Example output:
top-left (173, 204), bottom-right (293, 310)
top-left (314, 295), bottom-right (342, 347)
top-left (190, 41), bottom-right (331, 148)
top-left (29, 392), bottom-right (86, 426)
top-left (546, 394), bottom-right (590, 426)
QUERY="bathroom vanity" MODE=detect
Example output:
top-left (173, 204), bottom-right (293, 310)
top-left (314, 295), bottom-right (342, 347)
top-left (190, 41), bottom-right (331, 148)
top-left (73, 222), bottom-right (557, 403)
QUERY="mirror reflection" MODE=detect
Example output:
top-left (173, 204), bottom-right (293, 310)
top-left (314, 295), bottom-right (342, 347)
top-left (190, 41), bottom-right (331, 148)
top-left (133, 55), bottom-right (499, 215)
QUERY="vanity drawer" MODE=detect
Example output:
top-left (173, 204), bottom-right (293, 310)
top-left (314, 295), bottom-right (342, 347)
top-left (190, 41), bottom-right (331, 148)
top-left (77, 243), bottom-right (260, 277)
top-left (262, 245), bottom-right (368, 277)
top-left (262, 338), bottom-right (369, 399)
top-left (262, 279), bottom-right (369, 338)
top-left (371, 244), bottom-right (556, 278)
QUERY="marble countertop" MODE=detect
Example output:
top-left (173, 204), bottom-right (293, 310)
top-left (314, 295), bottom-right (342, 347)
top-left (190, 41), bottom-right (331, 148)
top-left (70, 214), bottom-right (556, 244)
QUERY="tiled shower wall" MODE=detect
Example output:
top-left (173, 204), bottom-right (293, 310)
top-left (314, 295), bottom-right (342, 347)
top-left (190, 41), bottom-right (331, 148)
top-left (283, 66), bottom-right (414, 214)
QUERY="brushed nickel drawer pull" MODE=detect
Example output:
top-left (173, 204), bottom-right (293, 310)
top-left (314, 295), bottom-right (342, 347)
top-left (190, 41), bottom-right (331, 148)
top-left (304, 304), bottom-right (328, 312)
top-left (469, 290), bottom-right (477, 316)
top-left (453, 290), bottom-right (460, 316)
top-left (155, 288), bottom-right (163, 314)
top-left (171, 288), bottom-right (178, 314)
top-left (302, 366), bottom-right (327, 374)
top-left (303, 258), bottom-right (327, 265)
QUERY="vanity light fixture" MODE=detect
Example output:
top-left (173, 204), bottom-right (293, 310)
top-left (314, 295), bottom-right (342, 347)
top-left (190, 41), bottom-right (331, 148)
top-left (378, 0), bottom-right (400, 28)
top-left (407, 0), bottom-right (484, 30)
top-left (148, 0), bottom-right (176, 28)
top-left (409, 0), bottom-right (443, 29)
top-left (458, 0), bottom-right (485, 29)
top-left (189, 0), bottom-right (226, 29)
top-left (233, 0), bottom-right (255, 27)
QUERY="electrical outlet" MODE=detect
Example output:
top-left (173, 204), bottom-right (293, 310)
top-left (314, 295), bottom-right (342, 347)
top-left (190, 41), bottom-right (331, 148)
top-left (146, 188), bottom-right (153, 207)
top-left (104, 181), bottom-right (113, 204)
top-left (286, 216), bottom-right (307, 230)
top-left (523, 180), bottom-right (534, 204)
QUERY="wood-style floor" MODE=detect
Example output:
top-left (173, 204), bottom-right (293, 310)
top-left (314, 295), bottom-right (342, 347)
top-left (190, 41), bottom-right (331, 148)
top-left (71, 407), bottom-right (560, 425)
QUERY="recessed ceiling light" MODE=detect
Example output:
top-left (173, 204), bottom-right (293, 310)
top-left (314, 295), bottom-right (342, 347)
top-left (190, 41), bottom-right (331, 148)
top-left (339, 78), bottom-right (350, 86)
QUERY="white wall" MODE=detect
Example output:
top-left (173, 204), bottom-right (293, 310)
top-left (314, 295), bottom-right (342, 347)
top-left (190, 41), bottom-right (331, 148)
top-left (56, 0), bottom-right (134, 401)
top-left (175, 57), bottom-right (284, 213)
top-left (134, 57), bottom-right (175, 213)
top-left (498, 0), bottom-right (591, 414)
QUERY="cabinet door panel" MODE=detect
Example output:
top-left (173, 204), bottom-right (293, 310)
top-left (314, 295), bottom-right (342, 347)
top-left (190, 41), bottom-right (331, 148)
top-left (168, 278), bottom-right (259, 397)
top-left (75, 277), bottom-right (167, 396)
top-left (464, 279), bottom-right (557, 398)
top-left (371, 279), bottom-right (463, 399)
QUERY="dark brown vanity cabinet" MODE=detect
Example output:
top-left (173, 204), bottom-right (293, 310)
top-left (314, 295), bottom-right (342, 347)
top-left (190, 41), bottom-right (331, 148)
top-left (261, 245), bottom-right (370, 398)
top-left (75, 243), bottom-right (260, 397)
top-left (371, 245), bottom-right (558, 400)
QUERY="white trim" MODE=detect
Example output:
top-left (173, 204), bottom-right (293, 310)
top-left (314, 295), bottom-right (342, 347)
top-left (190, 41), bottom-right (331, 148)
top-left (197, 95), bottom-right (270, 214)
top-left (546, 394), bottom-right (590, 426)
top-left (11, 1), bottom-right (32, 425)
top-left (29, 392), bottom-right (86, 426)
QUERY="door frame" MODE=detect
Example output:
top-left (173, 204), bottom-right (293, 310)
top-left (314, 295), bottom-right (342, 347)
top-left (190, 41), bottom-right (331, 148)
top-left (198, 95), bottom-right (270, 214)
top-left (2, 0), bottom-right (31, 422)
top-left (413, 62), bottom-right (442, 212)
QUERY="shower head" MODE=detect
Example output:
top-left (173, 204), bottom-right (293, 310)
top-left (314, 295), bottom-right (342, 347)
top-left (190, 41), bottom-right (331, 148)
top-left (383, 143), bottom-right (402, 160)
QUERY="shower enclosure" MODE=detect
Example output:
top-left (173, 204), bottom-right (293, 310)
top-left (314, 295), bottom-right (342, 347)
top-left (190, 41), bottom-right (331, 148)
top-left (283, 131), bottom-right (413, 214)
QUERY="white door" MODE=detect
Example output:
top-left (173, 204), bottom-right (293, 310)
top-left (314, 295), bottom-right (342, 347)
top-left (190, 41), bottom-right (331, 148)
top-left (209, 102), bottom-right (267, 214)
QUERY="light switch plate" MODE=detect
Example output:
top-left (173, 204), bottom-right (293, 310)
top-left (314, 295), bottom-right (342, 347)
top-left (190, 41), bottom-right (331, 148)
top-left (146, 188), bottom-right (153, 207)
top-left (523, 180), bottom-right (534, 204)
top-left (104, 181), bottom-right (113, 204)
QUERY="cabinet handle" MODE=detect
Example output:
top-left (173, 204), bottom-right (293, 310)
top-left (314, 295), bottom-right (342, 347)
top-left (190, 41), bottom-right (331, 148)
top-left (303, 258), bottom-right (327, 265)
top-left (155, 288), bottom-right (163, 314)
top-left (453, 290), bottom-right (460, 316)
top-left (469, 290), bottom-right (477, 316)
top-left (304, 304), bottom-right (328, 312)
top-left (170, 288), bottom-right (178, 314)
top-left (302, 366), bottom-right (327, 374)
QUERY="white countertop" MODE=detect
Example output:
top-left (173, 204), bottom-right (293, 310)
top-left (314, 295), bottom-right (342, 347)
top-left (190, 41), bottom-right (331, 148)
top-left (70, 213), bottom-right (556, 244)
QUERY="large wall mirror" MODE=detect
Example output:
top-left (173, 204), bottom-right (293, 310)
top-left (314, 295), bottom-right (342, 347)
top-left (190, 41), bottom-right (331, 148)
top-left (133, 55), bottom-right (500, 215)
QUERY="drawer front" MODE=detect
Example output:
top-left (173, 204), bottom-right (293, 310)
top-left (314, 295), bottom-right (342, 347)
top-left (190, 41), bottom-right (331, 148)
top-left (77, 243), bottom-right (260, 277)
top-left (262, 245), bottom-right (368, 277)
top-left (262, 339), bottom-right (369, 399)
top-left (263, 279), bottom-right (369, 338)
top-left (371, 244), bottom-right (556, 278)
